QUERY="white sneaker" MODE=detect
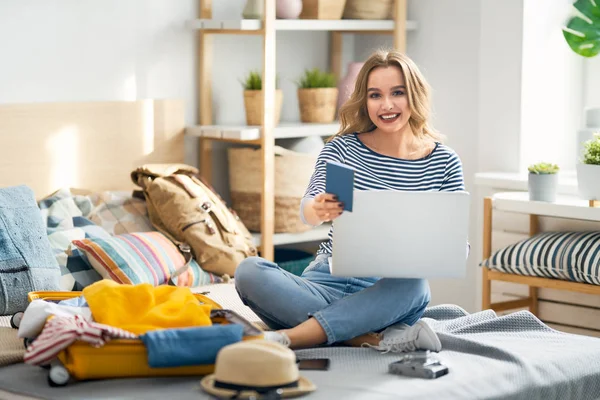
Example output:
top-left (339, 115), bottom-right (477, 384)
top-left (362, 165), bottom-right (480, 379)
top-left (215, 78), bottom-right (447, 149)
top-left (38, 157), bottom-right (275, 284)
top-left (263, 331), bottom-right (291, 347)
top-left (368, 320), bottom-right (442, 353)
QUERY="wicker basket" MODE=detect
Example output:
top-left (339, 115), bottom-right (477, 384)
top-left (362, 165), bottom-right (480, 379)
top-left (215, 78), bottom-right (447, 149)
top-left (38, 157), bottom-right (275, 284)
top-left (297, 88), bottom-right (338, 123)
top-left (343, 0), bottom-right (393, 19)
top-left (300, 0), bottom-right (346, 19)
top-left (244, 89), bottom-right (283, 126)
top-left (227, 146), bottom-right (317, 233)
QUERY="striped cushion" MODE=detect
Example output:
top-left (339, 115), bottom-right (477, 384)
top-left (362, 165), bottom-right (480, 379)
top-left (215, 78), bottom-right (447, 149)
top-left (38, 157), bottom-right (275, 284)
top-left (480, 231), bottom-right (600, 285)
top-left (73, 232), bottom-right (222, 287)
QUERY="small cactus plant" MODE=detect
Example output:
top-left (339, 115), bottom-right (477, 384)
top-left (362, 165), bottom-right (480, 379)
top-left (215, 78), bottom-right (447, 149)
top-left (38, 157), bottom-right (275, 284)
top-left (528, 162), bottom-right (560, 174)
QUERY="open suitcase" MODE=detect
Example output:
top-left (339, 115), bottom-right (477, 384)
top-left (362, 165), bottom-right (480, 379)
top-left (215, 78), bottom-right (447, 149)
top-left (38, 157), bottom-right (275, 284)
top-left (23, 290), bottom-right (264, 386)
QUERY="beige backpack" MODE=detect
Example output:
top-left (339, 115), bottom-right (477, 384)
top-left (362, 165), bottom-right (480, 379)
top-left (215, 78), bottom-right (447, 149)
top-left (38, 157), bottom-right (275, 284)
top-left (131, 164), bottom-right (257, 278)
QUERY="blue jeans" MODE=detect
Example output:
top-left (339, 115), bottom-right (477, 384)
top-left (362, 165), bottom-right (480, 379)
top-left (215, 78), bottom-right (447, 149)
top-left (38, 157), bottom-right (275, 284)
top-left (234, 254), bottom-right (431, 344)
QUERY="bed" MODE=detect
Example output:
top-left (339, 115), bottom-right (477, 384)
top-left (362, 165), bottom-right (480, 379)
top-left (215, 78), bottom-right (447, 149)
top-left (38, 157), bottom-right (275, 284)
top-left (1, 100), bottom-right (600, 400)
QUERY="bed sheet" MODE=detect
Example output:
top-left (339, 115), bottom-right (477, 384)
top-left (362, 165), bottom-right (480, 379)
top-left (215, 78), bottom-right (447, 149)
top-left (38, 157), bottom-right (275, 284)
top-left (1, 284), bottom-right (600, 400)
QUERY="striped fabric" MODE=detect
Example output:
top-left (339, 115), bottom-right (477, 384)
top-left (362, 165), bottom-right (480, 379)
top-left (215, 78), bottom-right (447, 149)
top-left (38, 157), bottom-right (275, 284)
top-left (480, 231), bottom-right (600, 285)
top-left (73, 232), bottom-right (223, 287)
top-left (302, 133), bottom-right (465, 255)
top-left (24, 314), bottom-right (137, 366)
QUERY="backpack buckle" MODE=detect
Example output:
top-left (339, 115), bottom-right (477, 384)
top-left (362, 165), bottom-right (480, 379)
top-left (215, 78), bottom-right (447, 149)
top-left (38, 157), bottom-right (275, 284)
top-left (178, 243), bottom-right (191, 253)
top-left (199, 201), bottom-right (212, 212)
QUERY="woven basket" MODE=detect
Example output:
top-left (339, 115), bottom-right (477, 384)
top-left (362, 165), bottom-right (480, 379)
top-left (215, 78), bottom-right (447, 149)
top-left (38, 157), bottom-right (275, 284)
top-left (300, 0), bottom-right (347, 19)
top-left (343, 0), bottom-right (392, 19)
top-left (227, 146), bottom-right (317, 233)
top-left (244, 89), bottom-right (283, 126)
top-left (298, 88), bottom-right (338, 123)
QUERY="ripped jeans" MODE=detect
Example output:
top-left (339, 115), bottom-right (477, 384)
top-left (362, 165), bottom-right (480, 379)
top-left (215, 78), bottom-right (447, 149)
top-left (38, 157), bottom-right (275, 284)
top-left (234, 254), bottom-right (430, 344)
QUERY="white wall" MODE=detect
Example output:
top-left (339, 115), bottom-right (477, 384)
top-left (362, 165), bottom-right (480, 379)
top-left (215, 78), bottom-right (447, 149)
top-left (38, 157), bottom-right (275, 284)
top-left (585, 57), bottom-right (600, 109)
top-left (477, 0), bottom-right (525, 174)
top-left (0, 0), bottom-right (199, 161)
top-left (520, 0), bottom-right (583, 172)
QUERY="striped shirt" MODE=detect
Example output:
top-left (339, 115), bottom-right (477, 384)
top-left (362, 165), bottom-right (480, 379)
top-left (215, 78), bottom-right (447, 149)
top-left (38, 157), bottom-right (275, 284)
top-left (301, 133), bottom-right (466, 255)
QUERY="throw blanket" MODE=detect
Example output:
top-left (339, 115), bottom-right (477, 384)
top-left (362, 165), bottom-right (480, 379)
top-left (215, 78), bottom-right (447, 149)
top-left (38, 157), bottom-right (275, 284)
top-left (295, 305), bottom-right (600, 400)
top-left (0, 185), bottom-right (60, 315)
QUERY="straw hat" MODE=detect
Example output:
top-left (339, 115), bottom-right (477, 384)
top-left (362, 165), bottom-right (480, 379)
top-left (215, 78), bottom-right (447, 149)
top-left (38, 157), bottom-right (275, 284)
top-left (200, 340), bottom-right (316, 399)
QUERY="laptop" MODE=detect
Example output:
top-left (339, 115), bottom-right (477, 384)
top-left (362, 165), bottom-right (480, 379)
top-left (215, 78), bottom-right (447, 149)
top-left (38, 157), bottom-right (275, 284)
top-left (330, 190), bottom-right (470, 279)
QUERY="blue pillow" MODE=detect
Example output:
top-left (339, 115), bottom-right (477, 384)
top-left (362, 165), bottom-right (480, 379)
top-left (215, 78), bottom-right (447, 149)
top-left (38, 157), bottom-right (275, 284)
top-left (0, 185), bottom-right (61, 315)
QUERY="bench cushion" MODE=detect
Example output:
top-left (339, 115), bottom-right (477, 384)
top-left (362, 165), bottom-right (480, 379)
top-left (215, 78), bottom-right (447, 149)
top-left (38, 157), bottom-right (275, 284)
top-left (480, 231), bottom-right (600, 285)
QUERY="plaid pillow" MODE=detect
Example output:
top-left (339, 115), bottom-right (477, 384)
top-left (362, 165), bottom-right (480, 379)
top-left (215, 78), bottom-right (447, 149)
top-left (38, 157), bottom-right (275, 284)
top-left (86, 190), bottom-right (154, 235)
top-left (38, 188), bottom-right (108, 291)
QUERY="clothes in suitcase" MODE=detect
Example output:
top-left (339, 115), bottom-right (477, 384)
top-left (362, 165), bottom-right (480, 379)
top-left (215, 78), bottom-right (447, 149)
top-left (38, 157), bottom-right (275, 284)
top-left (19, 286), bottom-right (264, 387)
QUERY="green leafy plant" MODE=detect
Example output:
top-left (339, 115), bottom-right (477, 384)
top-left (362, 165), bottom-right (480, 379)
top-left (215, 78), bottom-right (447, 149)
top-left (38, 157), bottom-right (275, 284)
top-left (583, 132), bottom-right (600, 165)
top-left (563, 0), bottom-right (600, 58)
top-left (296, 68), bottom-right (337, 89)
top-left (240, 70), bottom-right (279, 90)
top-left (528, 162), bottom-right (560, 174)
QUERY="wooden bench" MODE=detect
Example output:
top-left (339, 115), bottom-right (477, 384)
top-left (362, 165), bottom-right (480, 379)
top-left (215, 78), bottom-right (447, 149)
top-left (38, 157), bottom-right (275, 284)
top-left (481, 192), bottom-right (600, 315)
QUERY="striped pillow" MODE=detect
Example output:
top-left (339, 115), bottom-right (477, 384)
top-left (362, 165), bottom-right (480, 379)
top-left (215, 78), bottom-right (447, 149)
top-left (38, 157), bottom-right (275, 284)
top-left (480, 231), bottom-right (600, 285)
top-left (72, 232), bottom-right (222, 287)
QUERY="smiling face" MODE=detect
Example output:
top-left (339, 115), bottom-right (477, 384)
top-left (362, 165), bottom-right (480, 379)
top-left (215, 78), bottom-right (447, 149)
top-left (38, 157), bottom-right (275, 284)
top-left (366, 65), bottom-right (411, 135)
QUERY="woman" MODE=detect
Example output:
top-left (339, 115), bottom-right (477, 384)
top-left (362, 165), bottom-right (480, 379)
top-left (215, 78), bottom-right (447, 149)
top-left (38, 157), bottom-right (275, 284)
top-left (234, 49), bottom-right (465, 352)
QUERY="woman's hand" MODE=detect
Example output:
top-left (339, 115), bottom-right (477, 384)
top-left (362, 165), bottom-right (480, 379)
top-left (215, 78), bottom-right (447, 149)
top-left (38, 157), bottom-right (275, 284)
top-left (312, 193), bottom-right (344, 222)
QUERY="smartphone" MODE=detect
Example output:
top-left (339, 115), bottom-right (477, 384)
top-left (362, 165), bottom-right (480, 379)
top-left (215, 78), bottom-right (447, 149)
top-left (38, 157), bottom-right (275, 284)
top-left (325, 161), bottom-right (355, 212)
top-left (297, 358), bottom-right (330, 371)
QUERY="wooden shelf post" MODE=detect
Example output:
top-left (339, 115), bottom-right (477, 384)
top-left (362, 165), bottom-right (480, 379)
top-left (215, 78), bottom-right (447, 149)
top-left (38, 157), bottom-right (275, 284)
top-left (482, 197), bottom-right (492, 310)
top-left (198, 0), bottom-right (213, 184)
top-left (394, 0), bottom-right (407, 53)
top-left (260, 0), bottom-right (276, 261)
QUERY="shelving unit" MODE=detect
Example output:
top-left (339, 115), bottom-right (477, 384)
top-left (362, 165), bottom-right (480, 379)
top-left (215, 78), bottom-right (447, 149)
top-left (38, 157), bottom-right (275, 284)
top-left (192, 0), bottom-right (410, 261)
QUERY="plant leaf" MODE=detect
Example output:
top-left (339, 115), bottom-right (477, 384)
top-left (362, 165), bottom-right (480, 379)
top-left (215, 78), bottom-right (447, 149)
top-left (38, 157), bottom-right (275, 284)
top-left (564, 0), bottom-right (600, 57)
top-left (573, 0), bottom-right (600, 20)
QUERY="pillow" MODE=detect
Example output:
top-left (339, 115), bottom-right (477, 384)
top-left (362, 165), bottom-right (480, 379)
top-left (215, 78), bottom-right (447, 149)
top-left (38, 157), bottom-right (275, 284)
top-left (0, 185), bottom-right (61, 315)
top-left (86, 190), bottom-right (154, 235)
top-left (480, 231), bottom-right (600, 285)
top-left (38, 188), bottom-right (109, 291)
top-left (73, 231), bottom-right (223, 287)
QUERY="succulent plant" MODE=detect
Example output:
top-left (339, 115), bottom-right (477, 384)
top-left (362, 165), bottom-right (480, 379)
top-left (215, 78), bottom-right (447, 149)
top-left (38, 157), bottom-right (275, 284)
top-left (528, 162), bottom-right (560, 174)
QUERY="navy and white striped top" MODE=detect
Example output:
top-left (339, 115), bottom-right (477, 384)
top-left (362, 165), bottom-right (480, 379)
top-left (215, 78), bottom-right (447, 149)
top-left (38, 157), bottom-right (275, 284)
top-left (300, 133), bottom-right (466, 255)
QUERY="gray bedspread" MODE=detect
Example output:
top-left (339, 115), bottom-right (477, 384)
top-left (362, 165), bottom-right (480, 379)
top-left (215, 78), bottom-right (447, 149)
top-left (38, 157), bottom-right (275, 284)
top-left (1, 305), bottom-right (599, 400)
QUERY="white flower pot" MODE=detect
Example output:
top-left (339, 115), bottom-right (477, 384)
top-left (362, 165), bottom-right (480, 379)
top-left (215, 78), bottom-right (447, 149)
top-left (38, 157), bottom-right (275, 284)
top-left (528, 173), bottom-right (558, 202)
top-left (576, 163), bottom-right (600, 200)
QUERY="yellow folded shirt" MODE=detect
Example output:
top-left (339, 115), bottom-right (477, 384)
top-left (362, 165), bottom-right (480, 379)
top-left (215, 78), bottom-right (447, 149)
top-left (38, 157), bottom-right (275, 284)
top-left (82, 279), bottom-right (213, 335)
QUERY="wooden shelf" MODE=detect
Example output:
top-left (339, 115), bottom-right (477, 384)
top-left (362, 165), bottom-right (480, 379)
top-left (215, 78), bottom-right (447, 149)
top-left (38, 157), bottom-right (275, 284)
top-left (187, 19), bottom-right (418, 32)
top-left (252, 224), bottom-right (331, 247)
top-left (492, 192), bottom-right (600, 221)
top-left (186, 122), bottom-right (340, 141)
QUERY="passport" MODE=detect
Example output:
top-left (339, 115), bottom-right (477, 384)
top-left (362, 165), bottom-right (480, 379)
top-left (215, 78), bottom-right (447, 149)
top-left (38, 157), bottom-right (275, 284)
top-left (325, 161), bottom-right (355, 212)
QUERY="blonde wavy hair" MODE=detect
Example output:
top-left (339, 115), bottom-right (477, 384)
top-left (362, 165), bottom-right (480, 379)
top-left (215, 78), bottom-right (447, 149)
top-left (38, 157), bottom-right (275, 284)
top-left (329, 49), bottom-right (443, 143)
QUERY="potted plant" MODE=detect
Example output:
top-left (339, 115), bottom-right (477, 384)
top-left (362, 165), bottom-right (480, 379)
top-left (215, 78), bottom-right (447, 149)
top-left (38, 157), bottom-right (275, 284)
top-left (563, 1), bottom-right (600, 175)
top-left (240, 71), bottom-right (282, 126)
top-left (528, 162), bottom-right (560, 202)
top-left (296, 68), bottom-right (338, 123)
top-left (577, 132), bottom-right (600, 200)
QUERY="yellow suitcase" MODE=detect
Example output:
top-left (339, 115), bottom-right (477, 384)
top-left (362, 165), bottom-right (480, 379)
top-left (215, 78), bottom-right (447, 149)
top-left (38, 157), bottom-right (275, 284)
top-left (24, 290), bottom-right (264, 386)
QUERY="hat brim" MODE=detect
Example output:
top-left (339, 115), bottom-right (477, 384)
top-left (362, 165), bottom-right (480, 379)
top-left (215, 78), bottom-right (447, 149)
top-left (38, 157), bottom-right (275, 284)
top-left (200, 374), bottom-right (316, 399)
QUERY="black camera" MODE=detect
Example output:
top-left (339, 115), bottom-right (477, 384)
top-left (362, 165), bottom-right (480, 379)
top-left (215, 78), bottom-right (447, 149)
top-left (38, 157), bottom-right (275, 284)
top-left (388, 350), bottom-right (449, 379)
